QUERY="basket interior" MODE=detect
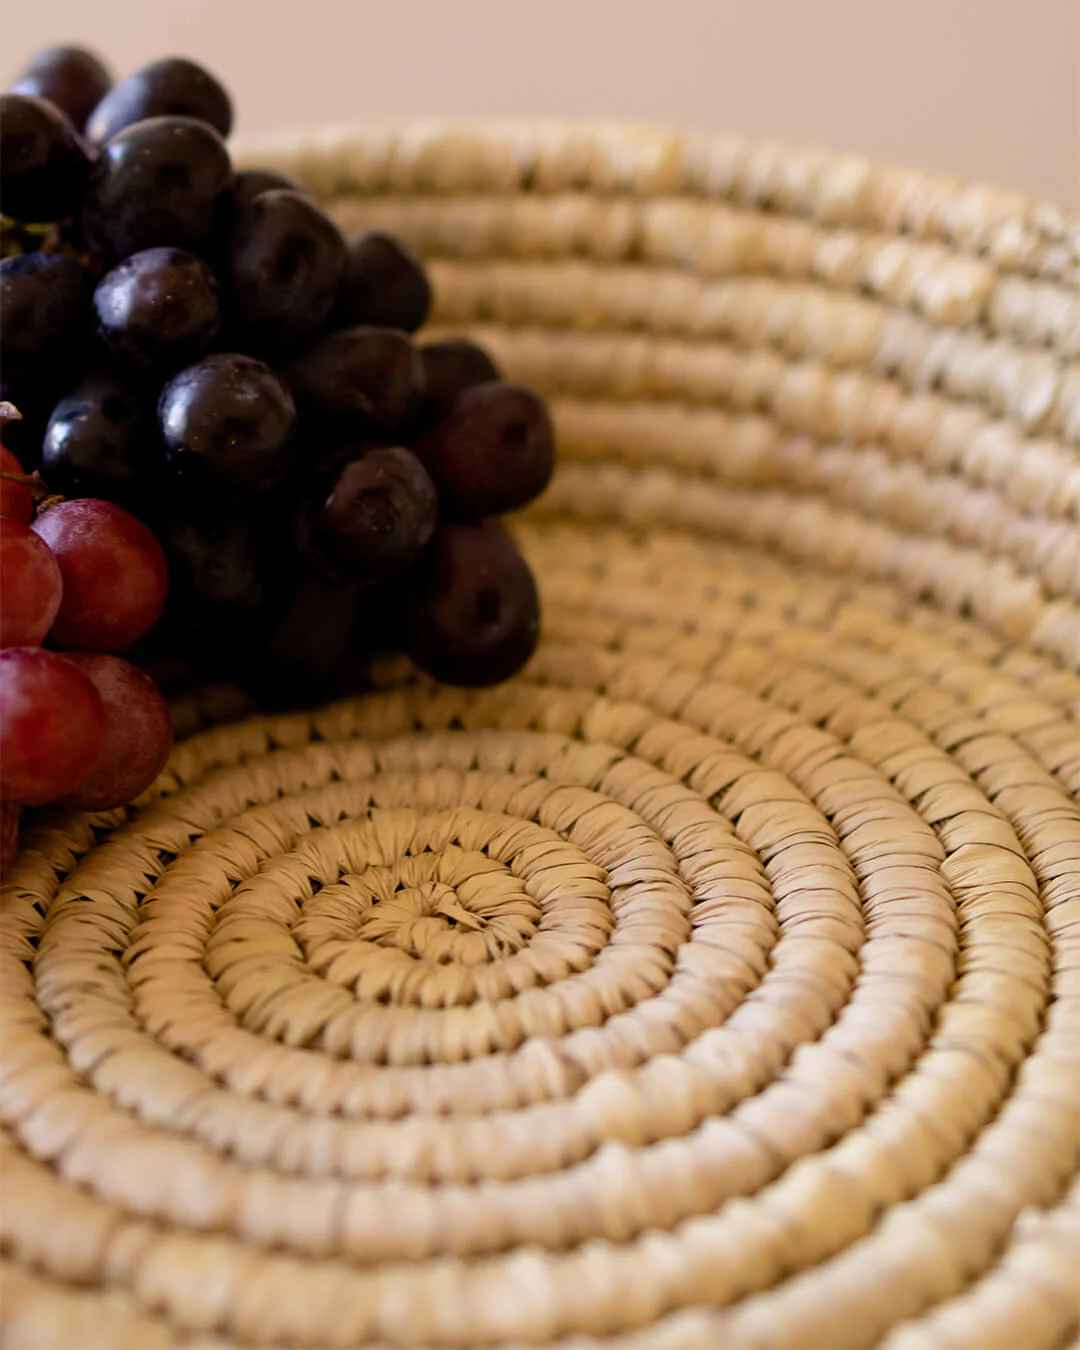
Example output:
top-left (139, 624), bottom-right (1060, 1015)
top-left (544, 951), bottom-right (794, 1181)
top-left (1, 124), bottom-right (1079, 1350)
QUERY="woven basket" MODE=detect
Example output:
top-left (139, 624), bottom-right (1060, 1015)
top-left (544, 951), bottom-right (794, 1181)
top-left (2, 123), bottom-right (1080, 1350)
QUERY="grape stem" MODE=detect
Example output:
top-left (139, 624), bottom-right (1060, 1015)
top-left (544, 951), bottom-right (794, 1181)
top-left (0, 469), bottom-right (57, 504)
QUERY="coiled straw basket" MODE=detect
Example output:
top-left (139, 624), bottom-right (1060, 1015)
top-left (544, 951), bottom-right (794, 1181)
top-left (2, 123), bottom-right (1080, 1350)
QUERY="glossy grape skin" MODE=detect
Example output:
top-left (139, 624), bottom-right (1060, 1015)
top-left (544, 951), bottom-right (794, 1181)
top-left (227, 190), bottom-right (346, 352)
top-left (158, 353), bottom-right (296, 495)
top-left (305, 446), bottom-right (438, 580)
top-left (11, 46), bottom-right (112, 131)
top-left (81, 116), bottom-right (232, 263)
top-left (86, 57), bottom-right (232, 143)
top-left (42, 371), bottom-right (159, 502)
top-left (32, 499), bottom-right (168, 650)
top-left (232, 168), bottom-right (305, 207)
top-left (0, 518), bottom-right (62, 646)
top-left (0, 93), bottom-right (91, 220)
top-left (333, 232), bottom-right (432, 333)
top-left (0, 801), bottom-right (19, 876)
top-left (417, 339), bottom-right (500, 424)
top-left (58, 654), bottom-right (173, 809)
top-left (93, 248), bottom-right (220, 372)
top-left (405, 520), bottom-right (540, 687)
top-left (0, 252), bottom-right (91, 370)
top-left (0, 647), bottom-right (106, 804)
top-left (285, 326), bottom-right (423, 433)
top-left (418, 381), bottom-right (555, 520)
top-left (0, 446), bottom-right (34, 523)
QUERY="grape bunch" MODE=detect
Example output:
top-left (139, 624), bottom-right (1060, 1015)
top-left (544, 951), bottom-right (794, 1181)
top-left (1, 46), bottom-right (553, 729)
top-left (0, 427), bottom-right (173, 872)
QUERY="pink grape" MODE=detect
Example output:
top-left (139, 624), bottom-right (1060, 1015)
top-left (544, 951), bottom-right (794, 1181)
top-left (0, 517), bottom-right (62, 646)
top-left (0, 801), bottom-right (19, 876)
top-left (32, 498), bottom-right (168, 650)
top-left (0, 647), bottom-right (106, 804)
top-left (60, 654), bottom-right (172, 808)
top-left (0, 445), bottom-right (34, 523)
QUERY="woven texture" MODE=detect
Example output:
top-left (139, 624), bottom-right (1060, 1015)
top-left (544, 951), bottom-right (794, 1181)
top-left (2, 124), bottom-right (1080, 1349)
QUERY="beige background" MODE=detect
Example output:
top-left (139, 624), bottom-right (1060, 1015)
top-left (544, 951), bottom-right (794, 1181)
top-left (4, 0), bottom-right (1078, 208)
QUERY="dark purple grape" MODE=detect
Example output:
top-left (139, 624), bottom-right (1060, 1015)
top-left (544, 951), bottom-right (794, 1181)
top-left (285, 325), bottom-right (423, 432)
top-left (418, 339), bottom-right (501, 424)
top-left (157, 506), bottom-right (293, 673)
top-left (0, 252), bottom-right (91, 368)
top-left (94, 247), bottom-right (220, 371)
top-left (333, 232), bottom-right (432, 333)
top-left (42, 370), bottom-right (160, 502)
top-left (163, 511), bottom-right (271, 620)
top-left (158, 353), bottom-right (296, 494)
top-left (86, 57), bottom-right (232, 143)
top-left (247, 572), bottom-right (364, 707)
top-left (226, 190), bottom-right (346, 351)
top-left (405, 520), bottom-right (540, 687)
top-left (0, 93), bottom-right (91, 220)
top-left (417, 381), bottom-right (555, 519)
top-left (232, 167), bottom-right (305, 207)
top-left (81, 116), bottom-right (232, 262)
top-left (303, 446), bottom-right (438, 580)
top-left (305, 430), bottom-right (386, 481)
top-left (10, 46), bottom-right (112, 131)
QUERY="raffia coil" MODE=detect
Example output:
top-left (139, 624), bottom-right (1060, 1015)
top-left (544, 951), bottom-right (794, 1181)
top-left (1, 123), bottom-right (1079, 1349)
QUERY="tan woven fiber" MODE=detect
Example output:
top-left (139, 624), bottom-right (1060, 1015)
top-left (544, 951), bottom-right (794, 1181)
top-left (1, 123), bottom-right (1079, 1350)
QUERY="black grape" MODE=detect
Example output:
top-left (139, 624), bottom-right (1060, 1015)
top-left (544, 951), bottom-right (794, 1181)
top-left (158, 510), bottom-right (284, 671)
top-left (86, 57), bottom-right (232, 143)
top-left (0, 93), bottom-right (90, 220)
top-left (417, 381), bottom-right (555, 519)
top-left (81, 115), bottom-right (232, 262)
top-left (244, 572), bottom-right (364, 708)
top-left (158, 353), bottom-right (296, 495)
top-left (10, 46), bottom-right (112, 131)
top-left (417, 339), bottom-right (501, 424)
top-left (405, 520), bottom-right (540, 687)
top-left (302, 446), bottom-right (438, 580)
top-left (42, 369), bottom-right (159, 502)
top-left (0, 252), bottom-right (91, 368)
top-left (285, 325), bottom-right (423, 432)
top-left (94, 247), bottom-right (220, 371)
top-left (232, 168), bottom-right (306, 207)
top-left (226, 190), bottom-right (345, 352)
top-left (333, 231), bottom-right (432, 333)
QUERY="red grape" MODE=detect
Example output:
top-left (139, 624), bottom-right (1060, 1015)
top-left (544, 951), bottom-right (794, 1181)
top-left (0, 445), bottom-right (34, 523)
top-left (0, 517), bottom-right (62, 646)
top-left (0, 647), bottom-right (105, 804)
top-left (32, 499), bottom-right (168, 650)
top-left (60, 654), bottom-right (172, 809)
top-left (0, 800), bottom-right (19, 876)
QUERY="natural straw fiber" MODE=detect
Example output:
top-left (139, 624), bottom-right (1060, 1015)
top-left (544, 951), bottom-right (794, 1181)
top-left (2, 123), bottom-right (1079, 1349)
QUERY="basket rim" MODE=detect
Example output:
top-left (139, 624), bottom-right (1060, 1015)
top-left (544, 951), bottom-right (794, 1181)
top-left (235, 116), bottom-right (1080, 237)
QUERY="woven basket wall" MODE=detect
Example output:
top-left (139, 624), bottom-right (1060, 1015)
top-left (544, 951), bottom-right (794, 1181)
top-left (2, 123), bottom-right (1080, 1350)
